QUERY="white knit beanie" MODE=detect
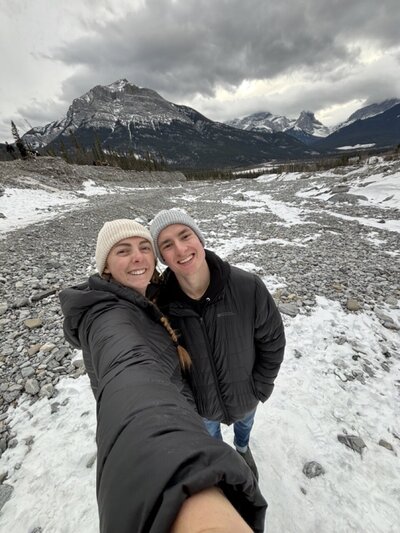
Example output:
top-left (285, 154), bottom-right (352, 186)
top-left (150, 208), bottom-right (205, 263)
top-left (95, 219), bottom-right (156, 274)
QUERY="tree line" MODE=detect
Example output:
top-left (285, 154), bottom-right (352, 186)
top-left (1, 122), bottom-right (166, 171)
top-left (2, 121), bottom-right (399, 176)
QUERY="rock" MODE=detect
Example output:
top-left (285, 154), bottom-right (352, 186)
top-left (380, 361), bottom-right (390, 372)
top-left (328, 193), bottom-right (368, 204)
top-left (337, 434), bottom-right (366, 454)
top-left (86, 453), bottom-right (97, 468)
top-left (72, 367), bottom-right (86, 379)
top-left (25, 436), bottom-right (35, 447)
top-left (24, 318), bottom-right (43, 329)
top-left (0, 303), bottom-right (8, 316)
top-left (278, 303), bottom-right (299, 317)
top-left (0, 484), bottom-right (14, 512)
top-left (3, 390), bottom-right (20, 403)
top-left (54, 347), bottom-right (70, 361)
top-left (378, 439), bottom-right (394, 452)
top-left (383, 321), bottom-right (400, 331)
top-left (361, 363), bottom-right (375, 378)
top-left (346, 298), bottom-right (362, 312)
top-left (374, 309), bottom-right (394, 322)
top-left (31, 288), bottom-right (57, 302)
top-left (13, 297), bottom-right (30, 308)
top-left (302, 461), bottom-right (325, 478)
top-left (331, 185), bottom-right (350, 194)
top-left (21, 366), bottom-right (35, 379)
top-left (39, 384), bottom-right (54, 398)
top-left (40, 342), bottom-right (56, 353)
top-left (28, 344), bottom-right (41, 356)
top-left (25, 379), bottom-right (40, 395)
top-left (50, 402), bottom-right (60, 414)
top-left (0, 469), bottom-right (8, 483)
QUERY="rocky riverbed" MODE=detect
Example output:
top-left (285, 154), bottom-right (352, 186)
top-left (0, 155), bottom-right (399, 482)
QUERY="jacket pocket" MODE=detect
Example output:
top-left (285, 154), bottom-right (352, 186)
top-left (250, 376), bottom-right (260, 400)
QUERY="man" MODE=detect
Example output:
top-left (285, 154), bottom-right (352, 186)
top-left (150, 208), bottom-right (285, 480)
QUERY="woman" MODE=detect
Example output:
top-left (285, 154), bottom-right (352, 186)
top-left (60, 219), bottom-right (266, 533)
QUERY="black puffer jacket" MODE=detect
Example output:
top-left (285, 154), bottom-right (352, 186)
top-left (158, 251), bottom-right (286, 424)
top-left (60, 274), bottom-right (267, 533)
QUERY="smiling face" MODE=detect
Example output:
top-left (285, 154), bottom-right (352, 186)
top-left (104, 236), bottom-right (156, 295)
top-left (158, 224), bottom-right (207, 280)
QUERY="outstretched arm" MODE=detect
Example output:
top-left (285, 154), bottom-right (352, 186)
top-left (171, 487), bottom-right (252, 533)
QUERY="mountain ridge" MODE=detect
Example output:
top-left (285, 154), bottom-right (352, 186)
top-left (22, 79), bottom-right (308, 169)
top-left (20, 80), bottom-right (400, 167)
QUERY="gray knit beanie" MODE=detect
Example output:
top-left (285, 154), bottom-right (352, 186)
top-left (150, 208), bottom-right (205, 263)
top-left (95, 219), bottom-right (156, 274)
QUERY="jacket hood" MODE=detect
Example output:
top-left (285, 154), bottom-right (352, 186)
top-left (59, 274), bottom-right (160, 348)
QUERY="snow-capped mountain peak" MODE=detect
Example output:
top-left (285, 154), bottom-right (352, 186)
top-left (226, 111), bottom-right (294, 133)
top-left (22, 80), bottom-right (195, 149)
top-left (293, 111), bottom-right (331, 138)
top-left (226, 110), bottom-right (331, 142)
top-left (333, 98), bottom-right (400, 131)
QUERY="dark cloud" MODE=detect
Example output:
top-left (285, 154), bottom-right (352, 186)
top-left (4, 0), bottom-right (398, 137)
top-left (51, 0), bottom-right (400, 100)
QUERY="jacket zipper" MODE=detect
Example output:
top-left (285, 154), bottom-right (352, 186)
top-left (199, 315), bottom-right (230, 423)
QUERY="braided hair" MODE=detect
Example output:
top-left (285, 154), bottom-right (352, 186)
top-left (151, 270), bottom-right (191, 370)
top-left (159, 315), bottom-right (191, 371)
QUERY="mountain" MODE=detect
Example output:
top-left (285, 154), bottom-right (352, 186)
top-left (226, 111), bottom-right (293, 133)
top-left (22, 79), bottom-right (307, 169)
top-left (313, 103), bottom-right (400, 152)
top-left (226, 110), bottom-right (330, 145)
top-left (333, 98), bottom-right (400, 132)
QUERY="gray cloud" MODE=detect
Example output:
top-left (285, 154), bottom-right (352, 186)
top-left (16, 99), bottom-right (70, 126)
top-left (4, 0), bottom-right (399, 137)
top-left (51, 0), bottom-right (400, 97)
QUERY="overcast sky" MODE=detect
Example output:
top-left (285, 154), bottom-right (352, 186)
top-left (1, 0), bottom-right (400, 141)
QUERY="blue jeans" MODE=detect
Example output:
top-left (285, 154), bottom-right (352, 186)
top-left (203, 409), bottom-right (256, 452)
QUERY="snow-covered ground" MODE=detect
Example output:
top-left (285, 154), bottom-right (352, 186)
top-left (0, 161), bottom-right (399, 532)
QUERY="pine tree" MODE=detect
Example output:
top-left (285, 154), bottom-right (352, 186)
top-left (11, 121), bottom-right (29, 159)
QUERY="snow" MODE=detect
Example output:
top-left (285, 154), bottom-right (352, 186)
top-left (351, 174), bottom-right (400, 209)
top-left (0, 180), bottom-right (177, 235)
top-left (0, 166), bottom-right (399, 533)
top-left (0, 375), bottom-right (98, 532)
top-left (0, 188), bottom-right (88, 234)
top-left (295, 165), bottom-right (400, 212)
top-left (327, 211), bottom-right (400, 233)
top-left (221, 190), bottom-right (308, 226)
top-left (337, 143), bottom-right (376, 150)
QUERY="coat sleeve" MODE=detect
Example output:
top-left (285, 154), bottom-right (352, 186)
top-left (79, 302), bottom-right (164, 398)
top-left (80, 303), bottom-right (267, 533)
top-left (252, 276), bottom-right (286, 402)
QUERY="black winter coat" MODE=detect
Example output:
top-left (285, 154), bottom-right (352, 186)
top-left (158, 251), bottom-right (286, 424)
top-left (60, 274), bottom-right (267, 533)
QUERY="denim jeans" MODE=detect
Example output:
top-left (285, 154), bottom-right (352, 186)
top-left (203, 409), bottom-right (256, 452)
